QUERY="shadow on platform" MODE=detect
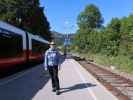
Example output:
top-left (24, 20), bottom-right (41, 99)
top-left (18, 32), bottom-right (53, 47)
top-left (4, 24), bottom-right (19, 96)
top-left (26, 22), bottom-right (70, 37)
top-left (60, 83), bottom-right (96, 94)
top-left (0, 65), bottom-right (50, 100)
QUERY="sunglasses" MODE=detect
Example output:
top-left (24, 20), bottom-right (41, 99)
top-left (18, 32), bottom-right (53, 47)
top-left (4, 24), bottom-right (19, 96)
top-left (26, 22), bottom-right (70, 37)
top-left (50, 44), bottom-right (56, 45)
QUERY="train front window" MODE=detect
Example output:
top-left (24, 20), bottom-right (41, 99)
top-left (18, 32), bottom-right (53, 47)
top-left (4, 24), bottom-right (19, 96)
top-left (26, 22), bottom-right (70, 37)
top-left (0, 32), bottom-right (23, 58)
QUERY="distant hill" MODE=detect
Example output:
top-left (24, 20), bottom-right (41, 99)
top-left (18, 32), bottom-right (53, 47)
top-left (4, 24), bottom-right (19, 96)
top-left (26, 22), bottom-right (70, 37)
top-left (51, 31), bottom-right (65, 45)
top-left (51, 31), bottom-right (64, 38)
top-left (51, 31), bottom-right (75, 46)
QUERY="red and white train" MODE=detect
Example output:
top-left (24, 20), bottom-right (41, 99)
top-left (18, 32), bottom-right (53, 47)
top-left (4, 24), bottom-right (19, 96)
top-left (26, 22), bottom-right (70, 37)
top-left (0, 21), bottom-right (49, 74)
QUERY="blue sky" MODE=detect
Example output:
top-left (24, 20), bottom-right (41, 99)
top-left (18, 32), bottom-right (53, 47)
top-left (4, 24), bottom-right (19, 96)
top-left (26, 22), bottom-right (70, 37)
top-left (40, 0), bottom-right (133, 34)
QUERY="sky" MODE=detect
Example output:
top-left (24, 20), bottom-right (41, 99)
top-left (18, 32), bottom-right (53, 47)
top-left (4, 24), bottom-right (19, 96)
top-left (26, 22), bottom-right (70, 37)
top-left (40, 0), bottom-right (133, 34)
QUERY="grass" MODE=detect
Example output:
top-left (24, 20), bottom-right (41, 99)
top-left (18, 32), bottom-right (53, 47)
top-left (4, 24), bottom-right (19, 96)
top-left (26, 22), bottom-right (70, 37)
top-left (79, 52), bottom-right (133, 74)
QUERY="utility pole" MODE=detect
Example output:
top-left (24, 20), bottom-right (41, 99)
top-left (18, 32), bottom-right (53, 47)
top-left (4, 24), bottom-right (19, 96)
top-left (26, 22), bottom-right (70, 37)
top-left (63, 21), bottom-right (74, 58)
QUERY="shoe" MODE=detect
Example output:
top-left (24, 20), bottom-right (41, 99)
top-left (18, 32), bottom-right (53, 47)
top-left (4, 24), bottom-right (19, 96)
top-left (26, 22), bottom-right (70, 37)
top-left (52, 88), bottom-right (56, 92)
top-left (56, 90), bottom-right (60, 95)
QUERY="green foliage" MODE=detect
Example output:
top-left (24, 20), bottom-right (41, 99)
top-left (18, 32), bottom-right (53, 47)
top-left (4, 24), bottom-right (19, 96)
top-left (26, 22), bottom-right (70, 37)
top-left (73, 4), bottom-right (133, 57)
top-left (74, 4), bottom-right (103, 53)
top-left (72, 4), bottom-right (133, 73)
top-left (72, 4), bottom-right (133, 74)
top-left (118, 15), bottom-right (133, 56)
top-left (100, 18), bottom-right (121, 55)
top-left (0, 0), bottom-right (51, 40)
top-left (77, 4), bottom-right (103, 30)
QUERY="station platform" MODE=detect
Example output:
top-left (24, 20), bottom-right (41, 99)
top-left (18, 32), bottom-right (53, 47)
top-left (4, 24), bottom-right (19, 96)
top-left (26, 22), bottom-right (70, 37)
top-left (0, 59), bottom-right (118, 100)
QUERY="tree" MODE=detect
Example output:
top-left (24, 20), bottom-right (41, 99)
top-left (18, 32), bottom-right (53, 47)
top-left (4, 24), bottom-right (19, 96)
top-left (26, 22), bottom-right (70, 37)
top-left (77, 4), bottom-right (103, 30)
top-left (0, 0), bottom-right (52, 40)
top-left (120, 15), bottom-right (133, 40)
top-left (99, 18), bottom-right (121, 55)
top-left (119, 14), bottom-right (133, 56)
top-left (74, 4), bottom-right (103, 52)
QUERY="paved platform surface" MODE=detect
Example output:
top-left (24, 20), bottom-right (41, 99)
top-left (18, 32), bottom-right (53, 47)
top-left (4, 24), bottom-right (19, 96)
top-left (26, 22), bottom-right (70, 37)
top-left (0, 59), bottom-right (118, 100)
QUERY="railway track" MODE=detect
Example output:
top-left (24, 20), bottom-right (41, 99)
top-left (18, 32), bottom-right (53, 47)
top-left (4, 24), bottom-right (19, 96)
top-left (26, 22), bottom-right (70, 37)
top-left (73, 56), bottom-right (133, 100)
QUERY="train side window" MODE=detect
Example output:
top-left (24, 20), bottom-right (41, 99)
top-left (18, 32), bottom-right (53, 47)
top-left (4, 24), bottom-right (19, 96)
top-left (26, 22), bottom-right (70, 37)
top-left (0, 32), bottom-right (23, 58)
top-left (32, 39), bottom-right (48, 54)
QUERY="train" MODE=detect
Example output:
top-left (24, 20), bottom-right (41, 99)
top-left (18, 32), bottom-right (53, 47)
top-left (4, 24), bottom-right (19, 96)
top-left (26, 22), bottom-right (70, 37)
top-left (0, 21), bottom-right (49, 75)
